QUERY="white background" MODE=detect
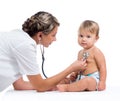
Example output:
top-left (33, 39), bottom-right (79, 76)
top-left (0, 0), bottom-right (120, 92)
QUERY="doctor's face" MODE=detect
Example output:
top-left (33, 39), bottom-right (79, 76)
top-left (41, 26), bottom-right (58, 47)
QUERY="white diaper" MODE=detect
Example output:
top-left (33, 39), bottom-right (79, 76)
top-left (76, 71), bottom-right (100, 90)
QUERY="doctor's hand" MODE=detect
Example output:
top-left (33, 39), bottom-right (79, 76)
top-left (70, 60), bottom-right (87, 72)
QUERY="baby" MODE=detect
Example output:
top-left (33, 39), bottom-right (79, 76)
top-left (57, 20), bottom-right (107, 92)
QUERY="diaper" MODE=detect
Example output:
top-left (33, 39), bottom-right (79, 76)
top-left (76, 71), bottom-right (100, 90)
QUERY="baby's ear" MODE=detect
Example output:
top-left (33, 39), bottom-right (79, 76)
top-left (96, 36), bottom-right (99, 40)
top-left (95, 36), bottom-right (99, 42)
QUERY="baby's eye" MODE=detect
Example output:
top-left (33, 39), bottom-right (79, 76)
top-left (87, 35), bottom-right (91, 38)
top-left (79, 35), bottom-right (83, 38)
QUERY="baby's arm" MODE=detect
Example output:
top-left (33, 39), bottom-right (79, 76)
top-left (94, 48), bottom-right (107, 91)
top-left (68, 72), bottom-right (79, 82)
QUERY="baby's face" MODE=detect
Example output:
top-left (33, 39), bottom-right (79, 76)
top-left (78, 30), bottom-right (98, 49)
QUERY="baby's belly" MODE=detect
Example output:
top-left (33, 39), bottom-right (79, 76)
top-left (82, 67), bottom-right (98, 75)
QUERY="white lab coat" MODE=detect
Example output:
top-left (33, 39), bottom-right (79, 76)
top-left (0, 30), bottom-right (40, 91)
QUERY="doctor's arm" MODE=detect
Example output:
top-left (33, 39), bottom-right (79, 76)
top-left (13, 77), bottom-right (35, 90)
top-left (13, 60), bottom-right (86, 92)
top-left (27, 60), bottom-right (86, 92)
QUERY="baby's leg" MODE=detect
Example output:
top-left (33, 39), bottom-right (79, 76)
top-left (57, 77), bottom-right (97, 92)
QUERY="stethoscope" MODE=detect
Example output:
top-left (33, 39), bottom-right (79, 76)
top-left (78, 52), bottom-right (89, 80)
top-left (40, 45), bottom-right (48, 78)
top-left (40, 44), bottom-right (89, 79)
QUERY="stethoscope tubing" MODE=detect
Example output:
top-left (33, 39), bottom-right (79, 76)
top-left (40, 45), bottom-right (48, 78)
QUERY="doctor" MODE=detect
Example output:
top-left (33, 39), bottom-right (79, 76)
top-left (0, 11), bottom-right (86, 92)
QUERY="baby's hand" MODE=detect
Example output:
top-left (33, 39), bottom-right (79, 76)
top-left (69, 72), bottom-right (78, 82)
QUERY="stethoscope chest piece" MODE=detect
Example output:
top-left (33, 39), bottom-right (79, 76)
top-left (82, 52), bottom-right (89, 60)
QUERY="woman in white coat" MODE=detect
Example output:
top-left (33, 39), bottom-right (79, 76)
top-left (0, 11), bottom-right (86, 92)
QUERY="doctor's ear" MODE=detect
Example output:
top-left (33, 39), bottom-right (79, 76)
top-left (39, 34), bottom-right (42, 38)
top-left (39, 34), bottom-right (43, 40)
top-left (37, 32), bottom-right (42, 40)
top-left (39, 35), bottom-right (42, 41)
